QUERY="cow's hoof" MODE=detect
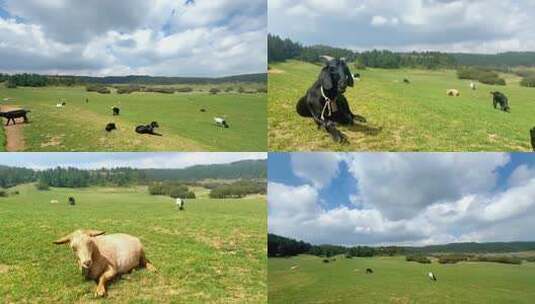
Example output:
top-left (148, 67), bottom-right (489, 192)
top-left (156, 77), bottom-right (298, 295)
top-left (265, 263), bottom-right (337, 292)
top-left (95, 286), bottom-right (107, 297)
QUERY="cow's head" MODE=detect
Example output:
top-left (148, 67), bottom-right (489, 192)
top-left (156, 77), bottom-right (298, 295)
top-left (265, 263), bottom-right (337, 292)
top-left (53, 230), bottom-right (106, 276)
top-left (319, 56), bottom-right (354, 94)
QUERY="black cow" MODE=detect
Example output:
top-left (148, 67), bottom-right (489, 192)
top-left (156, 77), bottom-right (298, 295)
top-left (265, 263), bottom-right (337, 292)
top-left (112, 107), bottom-right (120, 116)
top-left (403, 78), bottom-right (410, 84)
top-left (296, 55), bottom-right (366, 143)
top-left (135, 121), bottom-right (161, 136)
top-left (0, 109), bottom-right (30, 126)
top-left (105, 123), bottom-right (117, 132)
top-left (366, 268), bottom-right (373, 274)
top-left (530, 127), bottom-right (535, 151)
top-left (491, 91), bottom-right (510, 112)
top-left (68, 197), bottom-right (75, 206)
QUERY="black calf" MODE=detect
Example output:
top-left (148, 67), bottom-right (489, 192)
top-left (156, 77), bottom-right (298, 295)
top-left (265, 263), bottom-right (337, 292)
top-left (0, 109), bottom-right (30, 126)
top-left (366, 268), bottom-right (373, 274)
top-left (135, 121), bottom-right (161, 136)
top-left (105, 123), bottom-right (117, 132)
top-left (296, 56), bottom-right (365, 143)
top-left (68, 197), bottom-right (76, 206)
top-left (491, 91), bottom-right (510, 112)
top-left (112, 107), bottom-right (120, 116)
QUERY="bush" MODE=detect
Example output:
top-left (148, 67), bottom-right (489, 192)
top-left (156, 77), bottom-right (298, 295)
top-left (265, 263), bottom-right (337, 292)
top-left (323, 259), bottom-right (330, 263)
top-left (406, 255), bottom-right (431, 264)
top-left (36, 179), bottom-right (50, 191)
top-left (145, 87), bottom-right (176, 94)
top-left (520, 76), bottom-right (535, 87)
top-left (473, 255), bottom-right (522, 265)
top-left (148, 182), bottom-right (195, 199)
top-left (116, 85), bottom-right (142, 94)
top-left (11, 190), bottom-right (19, 195)
top-left (6, 79), bottom-right (17, 88)
top-left (256, 87), bottom-right (267, 93)
top-left (209, 88), bottom-right (221, 95)
top-left (225, 87), bottom-right (234, 92)
top-left (209, 180), bottom-right (266, 199)
top-left (437, 254), bottom-right (470, 264)
top-left (176, 87), bottom-right (193, 93)
top-left (457, 67), bottom-right (506, 86)
top-left (523, 256), bottom-right (535, 262)
top-left (0, 190), bottom-right (7, 197)
top-left (86, 85), bottom-right (111, 94)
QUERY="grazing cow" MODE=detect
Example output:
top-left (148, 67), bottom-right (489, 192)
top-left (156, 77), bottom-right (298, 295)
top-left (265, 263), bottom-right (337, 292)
top-left (490, 91), bottom-right (510, 112)
top-left (56, 102), bottom-right (66, 108)
top-left (53, 230), bottom-right (155, 297)
top-left (68, 197), bottom-right (76, 206)
top-left (105, 123), bottom-right (117, 132)
top-left (296, 55), bottom-right (365, 143)
top-left (135, 121), bottom-right (161, 136)
top-left (176, 198), bottom-right (185, 211)
top-left (530, 127), bottom-right (535, 151)
top-left (366, 268), bottom-right (373, 274)
top-left (0, 109), bottom-right (30, 126)
top-left (447, 89), bottom-right (460, 96)
top-left (470, 82), bottom-right (476, 90)
top-left (112, 107), bottom-right (120, 116)
top-left (428, 272), bottom-right (437, 281)
top-left (200, 108), bottom-right (206, 112)
top-left (403, 78), bottom-right (410, 84)
top-left (214, 117), bottom-right (229, 128)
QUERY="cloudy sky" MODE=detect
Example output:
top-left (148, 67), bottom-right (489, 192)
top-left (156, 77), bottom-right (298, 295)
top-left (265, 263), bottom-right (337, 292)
top-left (0, 152), bottom-right (266, 169)
top-left (269, 0), bottom-right (535, 53)
top-left (269, 153), bottom-right (535, 246)
top-left (0, 0), bottom-right (266, 77)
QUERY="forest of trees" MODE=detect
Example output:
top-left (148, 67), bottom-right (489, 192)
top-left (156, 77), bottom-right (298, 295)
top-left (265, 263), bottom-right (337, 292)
top-left (2, 73), bottom-right (77, 88)
top-left (268, 234), bottom-right (535, 258)
top-left (268, 34), bottom-right (535, 72)
top-left (208, 180), bottom-right (266, 199)
top-left (0, 160), bottom-right (266, 190)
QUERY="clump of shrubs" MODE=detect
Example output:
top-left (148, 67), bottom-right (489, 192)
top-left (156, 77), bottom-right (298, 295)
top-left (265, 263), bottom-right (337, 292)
top-left (86, 85), bottom-right (111, 94)
top-left (520, 76), bottom-right (535, 88)
top-left (473, 255), bottom-right (522, 265)
top-left (176, 87), bottom-right (193, 93)
top-left (148, 181), bottom-right (195, 199)
top-left (0, 190), bottom-right (7, 197)
top-left (323, 259), bottom-right (330, 263)
top-left (457, 67), bottom-right (506, 86)
top-left (116, 85), bottom-right (143, 94)
top-left (209, 180), bottom-right (266, 199)
top-left (145, 87), bottom-right (176, 94)
top-left (36, 179), bottom-right (50, 191)
top-left (209, 88), bottom-right (221, 95)
top-left (256, 87), bottom-right (267, 93)
top-left (437, 254), bottom-right (470, 264)
top-left (406, 255), bottom-right (431, 264)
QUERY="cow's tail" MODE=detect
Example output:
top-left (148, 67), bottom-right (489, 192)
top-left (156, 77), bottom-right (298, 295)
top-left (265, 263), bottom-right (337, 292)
top-left (296, 96), bottom-right (312, 117)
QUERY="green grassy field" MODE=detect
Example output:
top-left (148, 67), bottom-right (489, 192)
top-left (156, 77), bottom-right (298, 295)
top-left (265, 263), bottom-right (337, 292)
top-left (0, 185), bottom-right (267, 303)
top-left (269, 60), bottom-right (535, 151)
top-left (0, 86), bottom-right (266, 151)
top-left (269, 255), bottom-right (535, 304)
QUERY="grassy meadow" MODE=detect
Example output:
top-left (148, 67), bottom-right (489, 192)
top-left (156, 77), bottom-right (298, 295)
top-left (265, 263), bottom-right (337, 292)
top-left (269, 255), bottom-right (535, 304)
top-left (268, 60), bottom-right (535, 151)
top-left (0, 86), bottom-right (266, 151)
top-left (0, 184), bottom-right (267, 303)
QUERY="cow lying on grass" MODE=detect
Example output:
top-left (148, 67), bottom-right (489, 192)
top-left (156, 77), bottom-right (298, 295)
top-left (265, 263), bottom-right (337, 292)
top-left (135, 121), bottom-right (161, 136)
top-left (0, 109), bottom-right (30, 126)
top-left (491, 91), bottom-right (510, 112)
top-left (53, 230), bottom-right (155, 297)
top-left (296, 55), bottom-right (365, 143)
top-left (105, 123), bottom-right (117, 132)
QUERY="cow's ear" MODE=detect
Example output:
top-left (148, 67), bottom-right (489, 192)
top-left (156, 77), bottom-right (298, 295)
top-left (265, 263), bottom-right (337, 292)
top-left (320, 68), bottom-right (333, 90)
top-left (53, 234), bottom-right (71, 245)
top-left (345, 66), bottom-right (354, 87)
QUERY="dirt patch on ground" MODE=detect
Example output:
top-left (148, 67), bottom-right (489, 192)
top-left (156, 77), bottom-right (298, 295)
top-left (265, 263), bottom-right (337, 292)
top-left (0, 105), bottom-right (27, 151)
top-left (40, 135), bottom-right (63, 148)
top-left (0, 264), bottom-right (10, 273)
top-left (268, 68), bottom-right (285, 74)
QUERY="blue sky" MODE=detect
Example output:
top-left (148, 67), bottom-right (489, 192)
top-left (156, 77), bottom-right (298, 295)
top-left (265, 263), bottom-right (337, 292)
top-left (269, 153), bottom-right (535, 246)
top-left (0, 152), bottom-right (266, 169)
top-left (269, 0), bottom-right (535, 53)
top-left (0, 0), bottom-right (266, 77)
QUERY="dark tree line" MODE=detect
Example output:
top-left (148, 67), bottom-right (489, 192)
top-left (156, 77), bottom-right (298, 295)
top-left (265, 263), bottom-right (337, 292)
top-left (38, 167), bottom-right (146, 188)
top-left (0, 166), bottom-right (36, 188)
top-left (3, 74), bottom-right (77, 88)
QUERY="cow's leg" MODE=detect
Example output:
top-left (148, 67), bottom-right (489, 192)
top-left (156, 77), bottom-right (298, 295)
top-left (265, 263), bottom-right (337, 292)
top-left (23, 114), bottom-right (28, 123)
top-left (95, 266), bottom-right (117, 297)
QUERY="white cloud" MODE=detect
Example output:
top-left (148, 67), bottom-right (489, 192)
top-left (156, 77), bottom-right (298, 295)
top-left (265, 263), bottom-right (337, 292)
top-left (269, 153), bottom-right (535, 246)
top-left (269, 0), bottom-right (535, 53)
top-left (0, 0), bottom-right (266, 76)
top-left (290, 153), bottom-right (340, 188)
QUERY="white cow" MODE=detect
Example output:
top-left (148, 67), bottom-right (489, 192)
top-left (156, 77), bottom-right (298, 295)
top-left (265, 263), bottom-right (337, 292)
top-left (214, 117), bottom-right (229, 128)
top-left (428, 272), bottom-right (437, 281)
top-left (50, 199), bottom-right (59, 204)
top-left (176, 198), bottom-right (185, 211)
top-left (470, 82), bottom-right (476, 90)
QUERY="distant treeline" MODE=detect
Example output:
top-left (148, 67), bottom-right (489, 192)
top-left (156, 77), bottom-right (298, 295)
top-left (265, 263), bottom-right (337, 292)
top-left (268, 234), bottom-right (535, 259)
top-left (0, 159), bottom-right (266, 189)
top-left (0, 73), bottom-right (266, 88)
top-left (268, 234), bottom-right (401, 258)
top-left (268, 34), bottom-right (535, 70)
